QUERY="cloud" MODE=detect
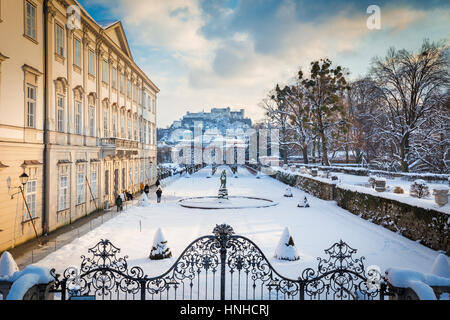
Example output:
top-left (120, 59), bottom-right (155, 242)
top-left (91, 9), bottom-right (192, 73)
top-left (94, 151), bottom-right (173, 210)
top-left (78, 0), bottom-right (450, 127)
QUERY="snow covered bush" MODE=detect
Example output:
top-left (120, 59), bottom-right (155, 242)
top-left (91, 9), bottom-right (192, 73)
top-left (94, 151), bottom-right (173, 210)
top-left (274, 227), bottom-right (300, 261)
top-left (409, 179), bottom-right (430, 198)
top-left (149, 228), bottom-right (172, 260)
top-left (393, 186), bottom-right (404, 194)
top-left (0, 251), bottom-right (19, 278)
top-left (137, 192), bottom-right (151, 207)
top-left (430, 254), bottom-right (450, 278)
top-left (284, 187), bottom-right (293, 197)
top-left (368, 176), bottom-right (377, 188)
top-left (297, 196), bottom-right (310, 208)
top-left (386, 267), bottom-right (450, 300)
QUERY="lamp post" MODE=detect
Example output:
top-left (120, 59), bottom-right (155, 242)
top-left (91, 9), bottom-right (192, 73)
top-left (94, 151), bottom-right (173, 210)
top-left (12, 173), bottom-right (41, 245)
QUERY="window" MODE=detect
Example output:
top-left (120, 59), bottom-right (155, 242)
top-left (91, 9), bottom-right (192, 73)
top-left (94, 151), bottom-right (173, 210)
top-left (57, 95), bottom-right (65, 132)
top-left (112, 67), bottom-right (117, 89)
top-left (25, 1), bottom-right (37, 41)
top-left (89, 106), bottom-right (95, 136)
top-left (142, 90), bottom-right (146, 107)
top-left (58, 174), bottom-right (68, 211)
top-left (74, 38), bottom-right (81, 67)
top-left (75, 100), bottom-right (82, 135)
top-left (55, 24), bottom-right (64, 56)
top-left (90, 170), bottom-right (97, 198)
top-left (102, 60), bottom-right (109, 84)
top-left (103, 109), bottom-right (109, 137)
top-left (25, 180), bottom-right (37, 219)
top-left (127, 80), bottom-right (131, 98)
top-left (134, 118), bottom-right (137, 140)
top-left (112, 113), bottom-right (117, 137)
top-left (122, 168), bottom-right (126, 190)
top-left (144, 121), bottom-right (147, 144)
top-left (89, 50), bottom-right (95, 75)
top-left (128, 167), bottom-right (132, 188)
top-left (127, 117), bottom-right (131, 140)
top-left (76, 167), bottom-right (85, 204)
top-left (26, 85), bottom-right (36, 128)
top-left (134, 165), bottom-right (138, 186)
top-left (120, 113), bottom-right (125, 138)
top-left (120, 73), bottom-right (125, 94)
top-left (133, 84), bottom-right (137, 101)
top-left (140, 163), bottom-right (144, 184)
top-left (104, 170), bottom-right (109, 195)
top-left (149, 123), bottom-right (152, 145)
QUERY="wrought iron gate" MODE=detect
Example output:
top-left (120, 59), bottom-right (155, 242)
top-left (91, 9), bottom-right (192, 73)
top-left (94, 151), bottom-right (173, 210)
top-left (50, 224), bottom-right (387, 300)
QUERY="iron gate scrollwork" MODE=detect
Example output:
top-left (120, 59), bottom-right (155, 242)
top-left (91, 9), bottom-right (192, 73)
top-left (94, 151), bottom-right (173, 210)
top-left (50, 224), bottom-right (386, 300)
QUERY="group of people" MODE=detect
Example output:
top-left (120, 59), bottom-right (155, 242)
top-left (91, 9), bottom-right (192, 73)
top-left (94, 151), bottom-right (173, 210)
top-left (115, 179), bottom-right (163, 211)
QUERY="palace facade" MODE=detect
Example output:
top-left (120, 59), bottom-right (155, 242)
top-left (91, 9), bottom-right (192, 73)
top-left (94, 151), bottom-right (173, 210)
top-left (0, 0), bottom-right (159, 251)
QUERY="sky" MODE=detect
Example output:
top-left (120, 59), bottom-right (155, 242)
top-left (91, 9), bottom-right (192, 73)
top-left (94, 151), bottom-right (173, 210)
top-left (77, 0), bottom-right (450, 128)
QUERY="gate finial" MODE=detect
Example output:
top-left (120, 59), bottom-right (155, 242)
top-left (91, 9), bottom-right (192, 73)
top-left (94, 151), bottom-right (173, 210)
top-left (213, 224), bottom-right (234, 247)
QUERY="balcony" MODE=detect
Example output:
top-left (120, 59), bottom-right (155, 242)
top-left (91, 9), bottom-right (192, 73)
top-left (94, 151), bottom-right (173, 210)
top-left (100, 137), bottom-right (140, 159)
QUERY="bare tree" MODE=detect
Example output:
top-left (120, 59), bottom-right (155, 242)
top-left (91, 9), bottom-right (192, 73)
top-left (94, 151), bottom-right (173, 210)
top-left (370, 39), bottom-right (450, 172)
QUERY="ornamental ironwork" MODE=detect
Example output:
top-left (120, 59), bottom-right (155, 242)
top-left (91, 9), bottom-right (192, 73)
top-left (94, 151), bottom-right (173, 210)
top-left (50, 224), bottom-right (388, 300)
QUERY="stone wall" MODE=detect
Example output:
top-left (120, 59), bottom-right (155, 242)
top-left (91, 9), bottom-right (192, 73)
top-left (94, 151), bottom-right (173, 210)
top-left (335, 188), bottom-right (450, 254)
top-left (271, 170), bottom-right (450, 255)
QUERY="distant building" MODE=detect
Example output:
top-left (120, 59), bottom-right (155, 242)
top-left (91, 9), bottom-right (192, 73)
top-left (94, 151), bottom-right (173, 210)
top-left (158, 107), bottom-right (252, 144)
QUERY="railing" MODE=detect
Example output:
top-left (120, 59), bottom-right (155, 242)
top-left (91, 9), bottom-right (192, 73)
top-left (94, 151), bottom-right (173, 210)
top-left (50, 224), bottom-right (387, 300)
top-left (101, 138), bottom-right (140, 149)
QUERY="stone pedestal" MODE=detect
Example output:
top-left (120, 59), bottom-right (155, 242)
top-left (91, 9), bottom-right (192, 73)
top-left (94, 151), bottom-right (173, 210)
top-left (375, 179), bottom-right (386, 192)
top-left (218, 188), bottom-right (229, 199)
top-left (433, 189), bottom-right (449, 206)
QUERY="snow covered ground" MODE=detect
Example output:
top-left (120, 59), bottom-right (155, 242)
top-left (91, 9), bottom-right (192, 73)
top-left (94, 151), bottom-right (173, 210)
top-left (35, 166), bottom-right (447, 286)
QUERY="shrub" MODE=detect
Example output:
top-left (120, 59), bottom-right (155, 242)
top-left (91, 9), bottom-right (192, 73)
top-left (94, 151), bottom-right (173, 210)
top-left (368, 176), bottom-right (377, 188)
top-left (409, 179), bottom-right (430, 198)
top-left (393, 186), bottom-right (404, 194)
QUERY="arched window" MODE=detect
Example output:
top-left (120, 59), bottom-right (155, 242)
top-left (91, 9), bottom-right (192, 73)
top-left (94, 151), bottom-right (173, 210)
top-left (73, 87), bottom-right (84, 135)
top-left (88, 93), bottom-right (96, 137)
top-left (103, 99), bottom-right (109, 138)
top-left (55, 78), bottom-right (68, 133)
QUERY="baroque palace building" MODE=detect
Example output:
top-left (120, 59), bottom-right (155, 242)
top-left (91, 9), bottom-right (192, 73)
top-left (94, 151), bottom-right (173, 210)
top-left (0, 0), bottom-right (159, 252)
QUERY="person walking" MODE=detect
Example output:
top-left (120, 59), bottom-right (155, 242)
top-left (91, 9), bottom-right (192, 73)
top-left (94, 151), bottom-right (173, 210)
top-left (140, 183), bottom-right (144, 194)
top-left (156, 186), bottom-right (162, 203)
top-left (144, 184), bottom-right (150, 196)
top-left (115, 194), bottom-right (123, 212)
top-left (155, 179), bottom-right (160, 187)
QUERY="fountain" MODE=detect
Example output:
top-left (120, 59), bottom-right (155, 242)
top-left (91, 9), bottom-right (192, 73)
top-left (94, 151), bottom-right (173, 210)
top-left (178, 166), bottom-right (278, 210)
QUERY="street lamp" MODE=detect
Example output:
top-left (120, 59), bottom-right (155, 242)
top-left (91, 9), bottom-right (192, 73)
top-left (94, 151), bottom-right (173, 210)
top-left (9, 172), bottom-right (41, 245)
top-left (19, 172), bottom-right (29, 186)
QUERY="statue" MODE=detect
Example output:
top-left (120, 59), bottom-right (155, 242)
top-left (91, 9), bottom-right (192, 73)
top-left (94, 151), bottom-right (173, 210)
top-left (218, 169), bottom-right (228, 200)
top-left (220, 170), bottom-right (227, 189)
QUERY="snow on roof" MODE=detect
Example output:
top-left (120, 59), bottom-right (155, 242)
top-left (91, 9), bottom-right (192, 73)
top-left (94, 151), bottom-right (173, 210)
top-left (0, 251), bottom-right (19, 279)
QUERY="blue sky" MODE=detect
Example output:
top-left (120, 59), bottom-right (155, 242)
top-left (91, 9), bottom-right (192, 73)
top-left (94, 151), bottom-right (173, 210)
top-left (77, 0), bottom-right (450, 127)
